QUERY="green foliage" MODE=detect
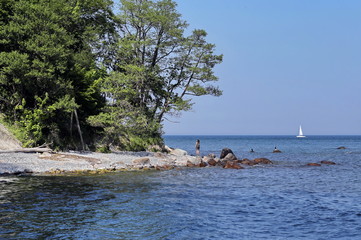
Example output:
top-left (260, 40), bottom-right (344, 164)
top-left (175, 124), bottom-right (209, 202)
top-left (0, 0), bottom-right (222, 151)
top-left (112, 0), bottom-right (223, 122)
top-left (0, 0), bottom-right (114, 149)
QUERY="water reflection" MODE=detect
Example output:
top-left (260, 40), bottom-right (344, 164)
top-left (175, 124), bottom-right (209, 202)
top-left (0, 172), bottom-right (163, 239)
top-left (1, 163), bottom-right (360, 239)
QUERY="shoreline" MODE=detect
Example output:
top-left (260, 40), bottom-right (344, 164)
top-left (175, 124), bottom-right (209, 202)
top-left (0, 150), bottom-right (200, 176)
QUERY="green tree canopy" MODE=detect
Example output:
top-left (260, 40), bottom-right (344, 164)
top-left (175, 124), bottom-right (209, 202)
top-left (0, 0), bottom-right (115, 149)
top-left (89, 0), bottom-right (223, 150)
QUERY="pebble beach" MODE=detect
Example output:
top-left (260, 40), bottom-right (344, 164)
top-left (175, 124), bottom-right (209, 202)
top-left (0, 150), bottom-right (198, 175)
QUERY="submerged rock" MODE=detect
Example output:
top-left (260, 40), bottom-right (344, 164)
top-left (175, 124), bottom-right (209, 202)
top-left (337, 146), bottom-right (346, 149)
top-left (307, 163), bottom-right (321, 166)
top-left (253, 158), bottom-right (273, 164)
top-left (320, 160), bottom-right (336, 165)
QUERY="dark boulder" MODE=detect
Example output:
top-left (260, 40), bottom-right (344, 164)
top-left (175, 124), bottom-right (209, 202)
top-left (220, 148), bottom-right (235, 159)
top-left (337, 146), bottom-right (346, 149)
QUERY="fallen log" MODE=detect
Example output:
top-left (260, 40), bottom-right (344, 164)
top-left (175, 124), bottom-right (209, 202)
top-left (0, 147), bottom-right (52, 153)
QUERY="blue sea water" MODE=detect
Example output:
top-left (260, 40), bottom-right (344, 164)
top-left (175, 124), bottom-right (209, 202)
top-left (1, 135), bottom-right (361, 239)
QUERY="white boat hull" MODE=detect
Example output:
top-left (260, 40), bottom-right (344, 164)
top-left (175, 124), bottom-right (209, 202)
top-left (297, 135), bottom-right (306, 138)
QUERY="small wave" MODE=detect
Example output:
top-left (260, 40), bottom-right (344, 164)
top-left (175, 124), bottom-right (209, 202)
top-left (0, 177), bottom-right (19, 183)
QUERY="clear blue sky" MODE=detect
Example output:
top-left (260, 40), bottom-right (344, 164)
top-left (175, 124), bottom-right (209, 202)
top-left (162, 0), bottom-right (361, 135)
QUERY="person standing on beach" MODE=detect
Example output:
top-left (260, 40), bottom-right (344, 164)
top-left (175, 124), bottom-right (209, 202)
top-left (195, 139), bottom-right (200, 156)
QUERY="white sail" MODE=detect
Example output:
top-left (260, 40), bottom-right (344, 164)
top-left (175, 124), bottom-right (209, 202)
top-left (297, 125), bottom-right (306, 138)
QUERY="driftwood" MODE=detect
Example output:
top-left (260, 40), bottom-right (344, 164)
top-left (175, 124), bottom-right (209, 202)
top-left (0, 147), bottom-right (52, 153)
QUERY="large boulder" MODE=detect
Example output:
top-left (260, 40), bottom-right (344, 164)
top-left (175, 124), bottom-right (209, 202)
top-left (220, 148), bottom-right (236, 159)
top-left (223, 153), bottom-right (237, 161)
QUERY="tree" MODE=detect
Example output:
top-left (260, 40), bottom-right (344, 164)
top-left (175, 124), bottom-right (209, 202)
top-left (0, 0), bottom-right (116, 149)
top-left (90, 0), bottom-right (222, 150)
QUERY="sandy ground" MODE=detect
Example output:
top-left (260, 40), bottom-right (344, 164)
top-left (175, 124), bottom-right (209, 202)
top-left (0, 150), bottom-right (198, 175)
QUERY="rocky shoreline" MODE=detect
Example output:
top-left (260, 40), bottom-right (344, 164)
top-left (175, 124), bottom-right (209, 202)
top-left (0, 146), bottom-right (275, 176)
top-left (0, 146), bottom-right (338, 176)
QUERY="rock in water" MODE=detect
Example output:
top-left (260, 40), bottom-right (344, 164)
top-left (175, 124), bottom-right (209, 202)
top-left (223, 161), bottom-right (244, 169)
top-left (253, 158), bottom-right (273, 164)
top-left (198, 161), bottom-right (207, 167)
top-left (220, 148), bottom-right (235, 159)
top-left (238, 158), bottom-right (256, 166)
top-left (307, 163), bottom-right (321, 166)
top-left (320, 160), bottom-right (336, 165)
top-left (207, 158), bottom-right (218, 166)
top-left (223, 153), bottom-right (237, 161)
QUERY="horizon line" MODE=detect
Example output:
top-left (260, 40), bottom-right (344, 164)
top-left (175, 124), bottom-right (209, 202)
top-left (163, 134), bottom-right (361, 136)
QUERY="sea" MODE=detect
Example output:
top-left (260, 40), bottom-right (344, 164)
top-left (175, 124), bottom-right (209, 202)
top-left (0, 135), bottom-right (360, 240)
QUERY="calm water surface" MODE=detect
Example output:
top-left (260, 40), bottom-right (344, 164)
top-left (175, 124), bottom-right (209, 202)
top-left (1, 136), bottom-right (361, 239)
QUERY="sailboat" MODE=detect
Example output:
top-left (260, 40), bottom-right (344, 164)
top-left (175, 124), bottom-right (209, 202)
top-left (297, 125), bottom-right (306, 138)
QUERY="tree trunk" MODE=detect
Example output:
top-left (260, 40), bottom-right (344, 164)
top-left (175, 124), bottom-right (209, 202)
top-left (74, 109), bottom-right (85, 151)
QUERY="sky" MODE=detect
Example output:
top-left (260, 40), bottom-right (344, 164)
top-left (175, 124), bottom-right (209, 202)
top-left (162, 0), bottom-right (361, 135)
